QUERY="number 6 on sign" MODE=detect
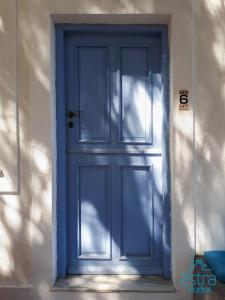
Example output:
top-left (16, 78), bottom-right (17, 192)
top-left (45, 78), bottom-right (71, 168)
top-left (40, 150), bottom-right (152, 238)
top-left (179, 90), bottom-right (190, 110)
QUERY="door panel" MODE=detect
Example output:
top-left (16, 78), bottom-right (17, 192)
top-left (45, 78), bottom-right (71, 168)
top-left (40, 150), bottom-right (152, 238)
top-left (78, 165), bottom-right (110, 259)
top-left (119, 46), bottom-right (152, 144)
top-left (120, 166), bottom-right (153, 258)
top-left (76, 46), bottom-right (110, 143)
top-left (115, 155), bottom-right (163, 273)
top-left (65, 28), bottom-right (166, 275)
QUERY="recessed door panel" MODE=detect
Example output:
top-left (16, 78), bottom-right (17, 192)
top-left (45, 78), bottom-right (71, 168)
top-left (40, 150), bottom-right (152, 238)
top-left (119, 46), bottom-right (152, 144)
top-left (120, 166), bottom-right (153, 258)
top-left (78, 165), bottom-right (110, 259)
top-left (77, 46), bottom-right (110, 143)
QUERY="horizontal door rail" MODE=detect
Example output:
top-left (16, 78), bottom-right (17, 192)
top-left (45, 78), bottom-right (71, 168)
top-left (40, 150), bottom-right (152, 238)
top-left (67, 148), bottom-right (162, 155)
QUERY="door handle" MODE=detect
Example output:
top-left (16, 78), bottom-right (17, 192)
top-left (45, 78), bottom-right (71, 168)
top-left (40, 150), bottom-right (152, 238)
top-left (67, 110), bottom-right (82, 118)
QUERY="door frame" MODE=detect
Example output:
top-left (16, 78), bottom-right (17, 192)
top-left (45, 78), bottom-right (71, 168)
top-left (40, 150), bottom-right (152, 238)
top-left (55, 24), bottom-right (170, 278)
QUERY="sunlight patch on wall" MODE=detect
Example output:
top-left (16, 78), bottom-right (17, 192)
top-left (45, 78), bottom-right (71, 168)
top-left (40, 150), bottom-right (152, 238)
top-left (205, 0), bottom-right (223, 16)
top-left (0, 97), bottom-right (18, 191)
top-left (0, 221), bottom-right (11, 249)
top-left (203, 144), bottom-right (211, 162)
top-left (0, 170), bottom-right (13, 191)
top-left (195, 119), bottom-right (204, 150)
top-left (33, 146), bottom-right (50, 174)
top-left (0, 248), bottom-right (14, 275)
top-left (221, 142), bottom-right (225, 164)
top-left (31, 141), bottom-right (52, 244)
top-left (0, 16), bottom-right (4, 33)
top-left (33, 64), bottom-right (50, 91)
top-left (196, 219), bottom-right (210, 254)
top-left (0, 218), bottom-right (14, 275)
top-left (212, 28), bottom-right (225, 69)
top-left (3, 204), bottom-right (22, 231)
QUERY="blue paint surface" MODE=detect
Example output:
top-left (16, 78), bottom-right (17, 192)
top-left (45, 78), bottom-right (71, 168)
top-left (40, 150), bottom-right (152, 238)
top-left (56, 24), bottom-right (170, 277)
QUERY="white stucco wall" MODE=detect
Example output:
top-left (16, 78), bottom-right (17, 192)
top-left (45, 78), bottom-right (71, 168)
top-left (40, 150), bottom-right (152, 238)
top-left (195, 0), bottom-right (225, 254)
top-left (0, 0), bottom-right (224, 299)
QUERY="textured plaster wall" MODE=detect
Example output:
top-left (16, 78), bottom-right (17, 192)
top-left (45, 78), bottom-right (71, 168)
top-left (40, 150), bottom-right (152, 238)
top-left (195, 0), bottom-right (225, 254)
top-left (0, 0), bottom-right (33, 287)
top-left (1, 0), bottom-right (223, 299)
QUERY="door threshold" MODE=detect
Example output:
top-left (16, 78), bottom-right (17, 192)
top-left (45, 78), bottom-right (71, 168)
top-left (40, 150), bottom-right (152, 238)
top-left (52, 275), bottom-right (176, 293)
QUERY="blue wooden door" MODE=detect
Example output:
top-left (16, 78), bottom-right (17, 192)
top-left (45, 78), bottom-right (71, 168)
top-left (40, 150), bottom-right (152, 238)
top-left (64, 26), bottom-right (168, 275)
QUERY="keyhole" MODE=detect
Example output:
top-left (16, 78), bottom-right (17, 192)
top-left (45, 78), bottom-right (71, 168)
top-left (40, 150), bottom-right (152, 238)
top-left (68, 121), bottom-right (74, 128)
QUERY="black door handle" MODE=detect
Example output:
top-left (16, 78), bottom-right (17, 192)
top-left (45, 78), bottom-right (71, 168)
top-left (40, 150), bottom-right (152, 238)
top-left (68, 110), bottom-right (82, 118)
